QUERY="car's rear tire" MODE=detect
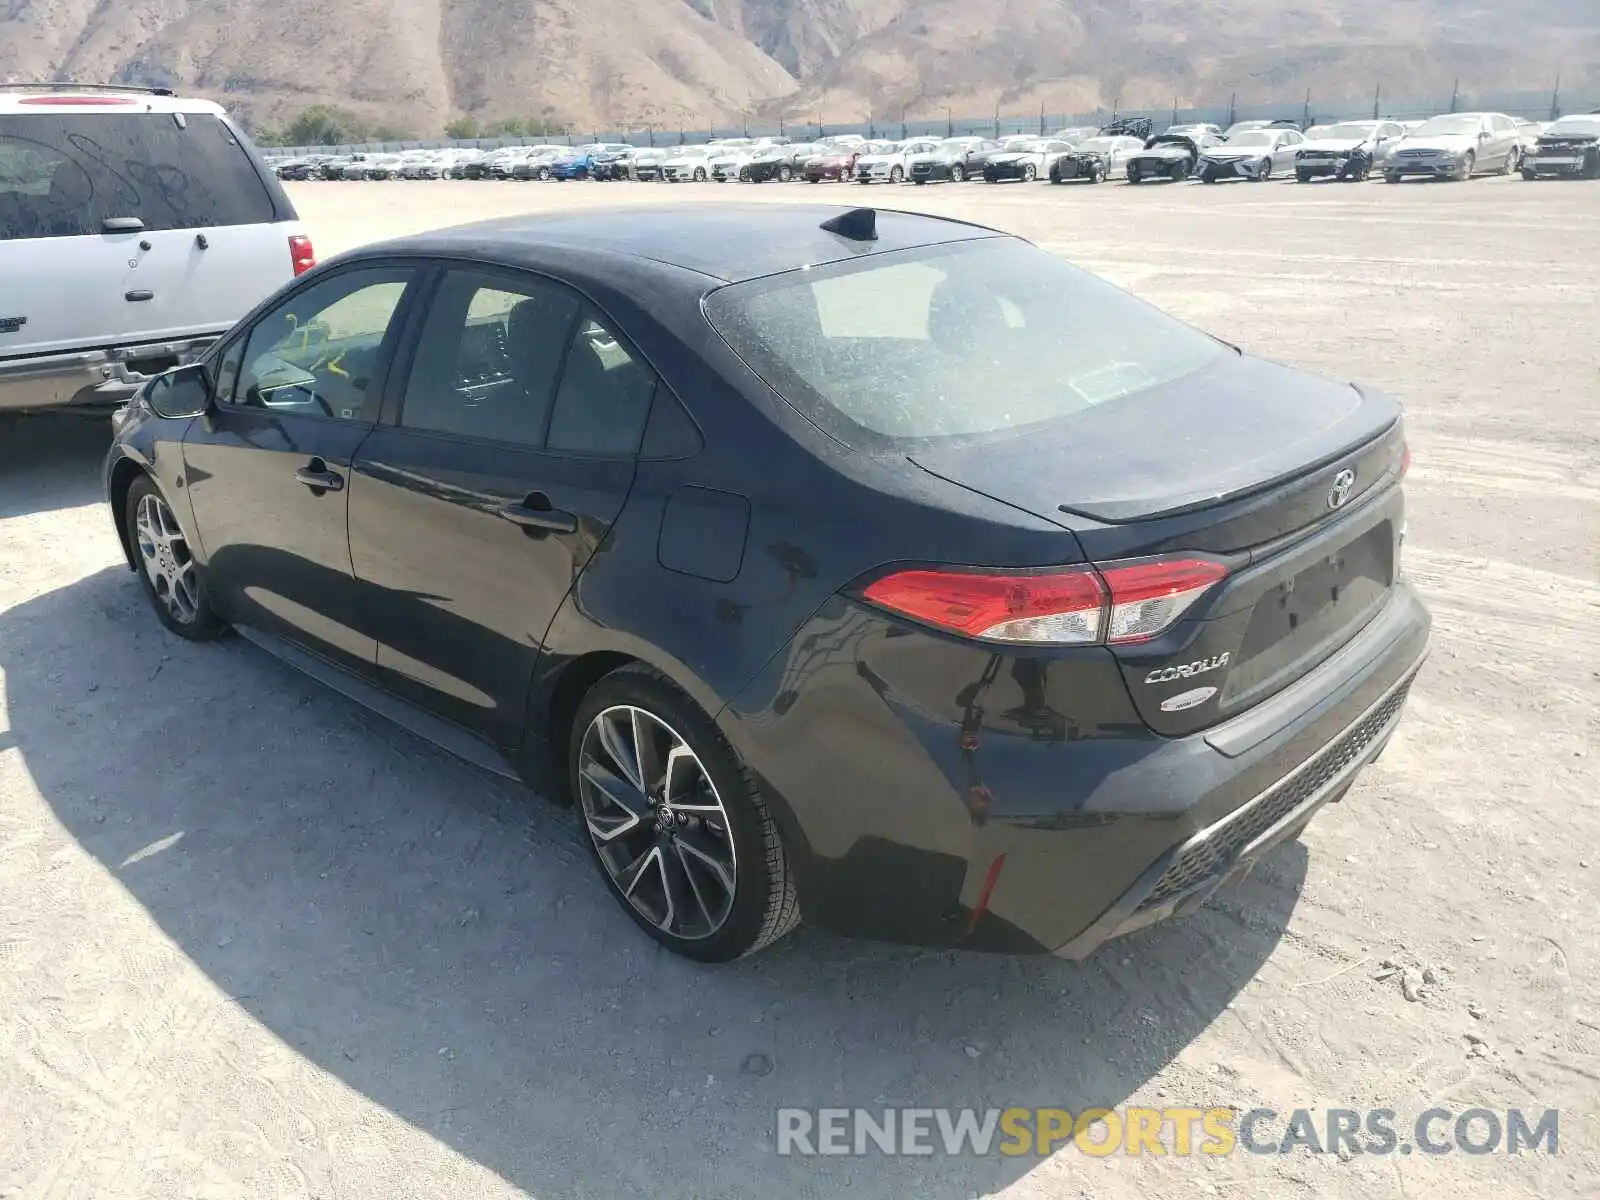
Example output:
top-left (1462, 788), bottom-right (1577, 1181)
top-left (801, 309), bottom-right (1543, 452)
top-left (537, 166), bottom-right (551, 181)
top-left (1127, 169), bottom-right (1142, 185)
top-left (1522, 168), bottom-right (1538, 181)
top-left (693, 167), bottom-right (707, 182)
top-left (1502, 147), bottom-right (1520, 175)
top-left (570, 665), bottom-right (800, 962)
top-left (125, 475), bottom-right (226, 642)
top-left (1168, 161), bottom-right (1188, 182)
top-left (1385, 172), bottom-right (1401, 184)
top-left (1296, 168), bottom-right (1312, 183)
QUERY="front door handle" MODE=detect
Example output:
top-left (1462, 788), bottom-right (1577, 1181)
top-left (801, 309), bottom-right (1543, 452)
top-left (294, 458), bottom-right (345, 492)
top-left (497, 494), bottom-right (577, 533)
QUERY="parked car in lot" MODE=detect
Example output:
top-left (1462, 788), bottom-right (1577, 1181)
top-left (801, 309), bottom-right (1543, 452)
top-left (361, 154), bottom-right (407, 180)
top-left (628, 147), bottom-right (669, 181)
top-left (0, 83), bottom-right (310, 413)
top-left (663, 145), bottom-right (716, 182)
top-left (510, 147), bottom-right (571, 181)
top-left (908, 137), bottom-right (994, 183)
top-left (741, 143), bottom-right (818, 182)
top-left (856, 138), bottom-right (944, 184)
top-left (803, 145), bottom-right (865, 182)
top-left (1194, 127), bottom-right (1305, 182)
top-left (1295, 120), bottom-right (1407, 181)
top-left (106, 202), bottom-right (1428, 962)
top-left (709, 146), bottom-right (754, 181)
top-left (983, 138), bottom-right (1075, 183)
top-left (1384, 112), bottom-right (1522, 181)
top-left (1521, 114), bottom-right (1600, 179)
top-left (1126, 130), bottom-right (1219, 183)
top-left (1052, 135), bottom-right (1144, 182)
top-left (548, 144), bottom-right (630, 181)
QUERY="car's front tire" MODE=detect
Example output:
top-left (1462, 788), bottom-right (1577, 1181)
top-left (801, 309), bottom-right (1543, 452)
top-left (570, 665), bottom-right (800, 962)
top-left (950, 164), bottom-right (965, 182)
top-left (778, 165), bottom-right (793, 182)
top-left (1021, 163), bottom-right (1037, 182)
top-left (126, 475), bottom-right (225, 642)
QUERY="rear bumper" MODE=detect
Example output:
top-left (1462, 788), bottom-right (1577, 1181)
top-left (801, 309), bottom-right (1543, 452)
top-left (720, 582), bottom-right (1430, 956)
top-left (0, 335), bottom-right (225, 412)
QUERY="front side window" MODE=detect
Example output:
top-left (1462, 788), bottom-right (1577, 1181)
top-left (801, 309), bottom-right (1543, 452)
top-left (0, 112), bottom-right (278, 240)
top-left (704, 238), bottom-right (1225, 448)
top-left (229, 268), bottom-right (412, 421)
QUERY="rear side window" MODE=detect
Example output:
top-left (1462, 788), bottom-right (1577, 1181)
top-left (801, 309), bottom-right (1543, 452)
top-left (704, 239), bottom-right (1225, 448)
top-left (0, 112), bottom-right (277, 241)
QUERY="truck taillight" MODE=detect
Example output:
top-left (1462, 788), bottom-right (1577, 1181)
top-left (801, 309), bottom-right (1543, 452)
top-left (861, 557), bottom-right (1228, 646)
top-left (288, 234), bottom-right (316, 276)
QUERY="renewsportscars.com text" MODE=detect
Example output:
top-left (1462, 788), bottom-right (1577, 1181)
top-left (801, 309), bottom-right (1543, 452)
top-left (775, 1106), bottom-right (1560, 1157)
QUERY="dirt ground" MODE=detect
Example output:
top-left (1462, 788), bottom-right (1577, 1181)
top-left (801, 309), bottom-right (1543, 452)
top-left (1, 175), bottom-right (1596, 1199)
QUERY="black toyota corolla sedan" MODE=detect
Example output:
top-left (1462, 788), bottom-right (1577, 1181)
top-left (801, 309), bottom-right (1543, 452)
top-left (104, 204), bottom-right (1430, 962)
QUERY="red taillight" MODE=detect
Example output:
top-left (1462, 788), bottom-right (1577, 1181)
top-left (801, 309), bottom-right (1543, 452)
top-left (862, 567), bottom-right (1106, 644)
top-left (288, 234), bottom-right (316, 276)
top-left (1399, 443), bottom-right (1412, 478)
top-left (861, 556), bottom-right (1227, 646)
top-left (1098, 558), bottom-right (1230, 644)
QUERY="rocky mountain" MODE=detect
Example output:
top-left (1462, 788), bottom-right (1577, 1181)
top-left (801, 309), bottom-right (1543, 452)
top-left (1, 0), bottom-right (1594, 136)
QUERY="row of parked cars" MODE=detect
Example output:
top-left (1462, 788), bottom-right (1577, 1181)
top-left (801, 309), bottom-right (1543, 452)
top-left (268, 110), bottom-right (1600, 189)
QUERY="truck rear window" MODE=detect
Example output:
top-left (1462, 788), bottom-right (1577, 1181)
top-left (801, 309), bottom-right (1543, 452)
top-left (0, 112), bottom-right (280, 241)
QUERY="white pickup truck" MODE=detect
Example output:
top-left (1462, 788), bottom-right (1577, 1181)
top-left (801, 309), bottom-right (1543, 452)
top-left (0, 84), bottom-right (311, 413)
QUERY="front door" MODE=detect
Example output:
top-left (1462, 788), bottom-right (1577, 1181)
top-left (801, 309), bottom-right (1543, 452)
top-left (182, 264), bottom-right (419, 674)
top-left (348, 266), bottom-right (656, 745)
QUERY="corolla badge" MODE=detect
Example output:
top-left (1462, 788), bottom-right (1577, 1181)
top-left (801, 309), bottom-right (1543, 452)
top-left (1144, 652), bottom-right (1230, 684)
top-left (1160, 686), bottom-right (1218, 713)
top-left (1327, 467), bottom-right (1357, 510)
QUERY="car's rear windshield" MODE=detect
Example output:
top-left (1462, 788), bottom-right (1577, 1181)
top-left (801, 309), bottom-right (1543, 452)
top-left (0, 112), bottom-right (280, 241)
top-left (703, 238), bottom-right (1225, 448)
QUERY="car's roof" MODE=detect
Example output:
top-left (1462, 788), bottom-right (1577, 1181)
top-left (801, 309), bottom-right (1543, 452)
top-left (367, 204), bottom-right (1005, 284)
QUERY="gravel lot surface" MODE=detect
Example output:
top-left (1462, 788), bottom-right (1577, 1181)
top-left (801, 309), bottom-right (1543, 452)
top-left (1, 176), bottom-right (1596, 1199)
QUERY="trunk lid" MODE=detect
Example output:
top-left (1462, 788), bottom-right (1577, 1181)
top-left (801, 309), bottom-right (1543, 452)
top-left (909, 353), bottom-right (1407, 734)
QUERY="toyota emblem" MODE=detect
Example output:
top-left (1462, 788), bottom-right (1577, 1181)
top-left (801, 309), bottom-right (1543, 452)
top-left (1327, 468), bottom-right (1357, 510)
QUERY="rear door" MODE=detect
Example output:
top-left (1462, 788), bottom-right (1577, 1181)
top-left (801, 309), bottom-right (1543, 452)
top-left (347, 265), bottom-right (656, 745)
top-left (0, 105), bottom-right (297, 355)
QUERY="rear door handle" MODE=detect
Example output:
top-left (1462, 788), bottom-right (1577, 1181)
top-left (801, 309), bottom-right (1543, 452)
top-left (497, 495), bottom-right (577, 533)
top-left (125, 290), bottom-right (154, 302)
top-left (294, 458), bottom-right (345, 492)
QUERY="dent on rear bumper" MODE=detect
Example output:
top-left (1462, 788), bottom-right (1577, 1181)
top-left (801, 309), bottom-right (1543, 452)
top-left (719, 584), bottom-right (1430, 955)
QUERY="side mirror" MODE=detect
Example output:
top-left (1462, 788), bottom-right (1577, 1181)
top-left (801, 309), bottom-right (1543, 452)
top-left (144, 363), bottom-right (212, 420)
